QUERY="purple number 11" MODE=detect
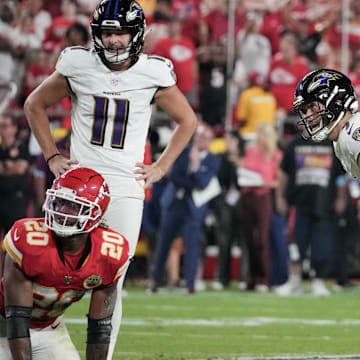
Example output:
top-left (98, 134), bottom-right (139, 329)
top-left (91, 96), bottom-right (129, 149)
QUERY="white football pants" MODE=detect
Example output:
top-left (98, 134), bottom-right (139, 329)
top-left (0, 315), bottom-right (80, 360)
top-left (104, 193), bottom-right (144, 360)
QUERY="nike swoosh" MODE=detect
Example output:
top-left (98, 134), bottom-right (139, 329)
top-left (14, 229), bottom-right (20, 241)
top-left (347, 124), bottom-right (353, 135)
top-left (51, 323), bottom-right (60, 330)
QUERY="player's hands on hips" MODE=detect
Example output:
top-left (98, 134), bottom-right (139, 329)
top-left (48, 155), bottom-right (79, 178)
top-left (134, 162), bottom-right (166, 189)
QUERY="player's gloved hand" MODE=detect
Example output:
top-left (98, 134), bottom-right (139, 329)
top-left (134, 162), bottom-right (166, 189)
top-left (47, 154), bottom-right (79, 178)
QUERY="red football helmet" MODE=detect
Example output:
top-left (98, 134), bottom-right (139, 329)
top-left (44, 167), bottom-right (110, 237)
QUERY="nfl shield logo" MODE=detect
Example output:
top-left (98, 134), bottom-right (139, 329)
top-left (111, 79), bottom-right (119, 87)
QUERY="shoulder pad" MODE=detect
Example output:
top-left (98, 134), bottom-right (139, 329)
top-left (93, 227), bottom-right (130, 283)
top-left (3, 219), bottom-right (49, 267)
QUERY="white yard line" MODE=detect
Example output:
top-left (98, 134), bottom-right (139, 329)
top-left (64, 316), bottom-right (360, 327)
top-left (214, 357), bottom-right (360, 360)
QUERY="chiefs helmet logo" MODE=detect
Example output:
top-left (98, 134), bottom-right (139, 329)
top-left (83, 275), bottom-right (103, 289)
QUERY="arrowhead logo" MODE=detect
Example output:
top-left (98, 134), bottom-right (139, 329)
top-left (14, 229), bottom-right (20, 241)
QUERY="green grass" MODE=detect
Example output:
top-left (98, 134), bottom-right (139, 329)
top-left (64, 283), bottom-right (360, 359)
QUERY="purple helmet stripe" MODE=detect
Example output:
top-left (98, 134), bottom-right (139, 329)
top-left (104, 0), bottom-right (113, 20)
top-left (114, 0), bottom-right (119, 20)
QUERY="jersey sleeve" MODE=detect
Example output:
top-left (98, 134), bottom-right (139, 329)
top-left (3, 218), bottom-right (48, 278)
top-left (146, 55), bottom-right (177, 87)
top-left (96, 228), bottom-right (130, 287)
top-left (346, 135), bottom-right (360, 163)
top-left (3, 221), bottom-right (25, 267)
top-left (56, 46), bottom-right (90, 77)
top-left (56, 47), bottom-right (75, 76)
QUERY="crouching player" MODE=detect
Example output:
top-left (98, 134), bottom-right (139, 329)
top-left (0, 167), bottom-right (129, 360)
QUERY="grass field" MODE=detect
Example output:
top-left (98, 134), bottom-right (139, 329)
top-left (64, 283), bottom-right (360, 360)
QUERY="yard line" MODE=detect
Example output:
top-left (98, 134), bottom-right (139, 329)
top-left (209, 356), bottom-right (360, 360)
top-left (64, 317), bottom-right (360, 326)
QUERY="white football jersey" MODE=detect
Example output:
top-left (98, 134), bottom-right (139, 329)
top-left (56, 47), bottom-right (176, 179)
top-left (333, 112), bottom-right (360, 180)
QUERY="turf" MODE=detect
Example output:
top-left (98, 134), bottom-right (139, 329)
top-left (64, 283), bottom-right (360, 360)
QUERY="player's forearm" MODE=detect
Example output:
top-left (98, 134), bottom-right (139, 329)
top-left (9, 338), bottom-right (32, 360)
top-left (24, 101), bottom-right (58, 160)
top-left (86, 344), bottom-right (109, 360)
top-left (156, 117), bottom-right (197, 173)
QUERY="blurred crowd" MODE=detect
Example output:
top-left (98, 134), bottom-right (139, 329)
top-left (2, 0), bottom-right (360, 296)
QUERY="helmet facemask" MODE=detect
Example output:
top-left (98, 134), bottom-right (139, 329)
top-left (92, 24), bottom-right (144, 65)
top-left (44, 187), bottom-right (102, 237)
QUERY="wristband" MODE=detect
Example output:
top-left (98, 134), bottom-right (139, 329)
top-left (46, 153), bottom-right (61, 165)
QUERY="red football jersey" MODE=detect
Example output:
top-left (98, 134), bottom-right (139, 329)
top-left (0, 218), bottom-right (129, 328)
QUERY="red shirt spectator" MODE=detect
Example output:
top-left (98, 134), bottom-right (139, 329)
top-left (154, 32), bottom-right (196, 94)
top-left (171, 0), bottom-right (202, 44)
top-left (24, 50), bottom-right (53, 97)
top-left (268, 31), bottom-right (309, 112)
top-left (201, 3), bottom-right (243, 44)
top-left (42, 0), bottom-right (85, 53)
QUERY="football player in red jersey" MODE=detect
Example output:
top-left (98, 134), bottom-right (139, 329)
top-left (0, 167), bottom-right (130, 360)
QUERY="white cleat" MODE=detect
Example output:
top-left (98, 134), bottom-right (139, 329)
top-left (311, 278), bottom-right (330, 297)
top-left (274, 280), bottom-right (303, 296)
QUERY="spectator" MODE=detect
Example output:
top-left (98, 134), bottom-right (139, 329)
top-left (171, 0), bottom-right (202, 45)
top-left (42, 0), bottom-right (87, 53)
top-left (64, 22), bottom-right (90, 47)
top-left (0, 2), bottom-right (20, 84)
top-left (211, 129), bottom-right (245, 290)
top-left (0, 113), bottom-right (32, 235)
top-left (238, 122), bottom-right (282, 292)
top-left (198, 0), bottom-right (244, 46)
top-left (268, 30), bottom-right (309, 136)
top-left (153, 15), bottom-right (198, 107)
top-left (32, 130), bottom-right (71, 215)
top-left (348, 51), bottom-right (360, 99)
top-left (23, 49), bottom-right (54, 98)
top-left (199, 39), bottom-right (227, 127)
top-left (143, 0), bottom-right (172, 53)
top-left (275, 136), bottom-right (346, 296)
top-left (236, 11), bottom-right (271, 81)
top-left (25, 0), bottom-right (52, 44)
top-left (268, 30), bottom-right (309, 114)
top-left (235, 71), bottom-right (277, 141)
top-left (149, 123), bottom-right (221, 294)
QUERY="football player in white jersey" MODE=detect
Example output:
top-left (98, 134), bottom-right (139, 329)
top-left (293, 68), bottom-right (360, 180)
top-left (23, 0), bottom-right (197, 358)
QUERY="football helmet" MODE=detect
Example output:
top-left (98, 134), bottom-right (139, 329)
top-left (90, 0), bottom-right (146, 65)
top-left (44, 167), bottom-right (110, 237)
top-left (293, 68), bottom-right (358, 142)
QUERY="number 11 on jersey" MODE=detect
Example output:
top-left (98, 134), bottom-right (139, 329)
top-left (91, 96), bottom-right (129, 149)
